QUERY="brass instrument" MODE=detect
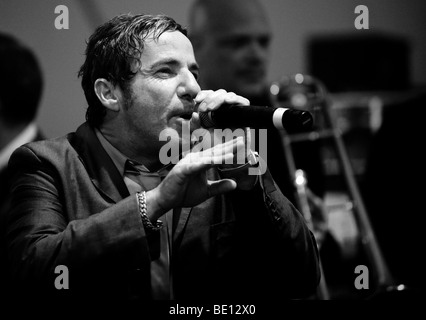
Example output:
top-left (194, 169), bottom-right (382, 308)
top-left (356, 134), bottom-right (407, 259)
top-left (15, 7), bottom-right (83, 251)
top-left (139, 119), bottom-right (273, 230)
top-left (269, 74), bottom-right (408, 300)
top-left (279, 119), bottom-right (330, 300)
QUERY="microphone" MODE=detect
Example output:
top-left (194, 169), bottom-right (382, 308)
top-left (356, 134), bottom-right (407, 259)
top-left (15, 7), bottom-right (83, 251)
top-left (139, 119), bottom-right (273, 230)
top-left (199, 104), bottom-right (313, 132)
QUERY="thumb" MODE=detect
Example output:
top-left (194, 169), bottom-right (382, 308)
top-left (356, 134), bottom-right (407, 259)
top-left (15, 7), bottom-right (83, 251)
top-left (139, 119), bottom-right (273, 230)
top-left (190, 112), bottom-right (201, 131)
top-left (207, 179), bottom-right (237, 197)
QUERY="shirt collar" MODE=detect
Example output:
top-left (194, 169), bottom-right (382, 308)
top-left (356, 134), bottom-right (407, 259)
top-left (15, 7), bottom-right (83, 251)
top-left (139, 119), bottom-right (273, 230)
top-left (95, 128), bottom-right (132, 177)
top-left (0, 122), bottom-right (37, 171)
top-left (94, 128), bottom-right (173, 177)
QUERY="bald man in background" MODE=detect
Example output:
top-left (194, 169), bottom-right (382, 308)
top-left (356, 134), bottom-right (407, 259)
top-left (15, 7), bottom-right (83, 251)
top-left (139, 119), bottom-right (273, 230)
top-left (189, 0), bottom-right (271, 103)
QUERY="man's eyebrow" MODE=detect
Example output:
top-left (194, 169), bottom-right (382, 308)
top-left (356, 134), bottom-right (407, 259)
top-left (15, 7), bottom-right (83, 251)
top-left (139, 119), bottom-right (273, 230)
top-left (147, 58), bottom-right (199, 73)
top-left (148, 58), bottom-right (180, 69)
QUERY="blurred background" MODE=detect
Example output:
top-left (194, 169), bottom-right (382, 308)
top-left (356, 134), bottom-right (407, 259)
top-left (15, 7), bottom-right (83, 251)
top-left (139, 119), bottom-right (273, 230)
top-left (1, 0), bottom-right (425, 138)
top-left (1, 0), bottom-right (425, 300)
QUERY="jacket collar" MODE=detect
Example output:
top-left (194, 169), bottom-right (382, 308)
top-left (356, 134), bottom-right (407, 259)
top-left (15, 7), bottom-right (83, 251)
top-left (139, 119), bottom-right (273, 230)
top-left (71, 122), bottom-right (130, 203)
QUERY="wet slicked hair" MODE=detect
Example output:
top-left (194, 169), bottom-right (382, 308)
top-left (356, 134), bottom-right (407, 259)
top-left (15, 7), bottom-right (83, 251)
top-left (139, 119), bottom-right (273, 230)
top-left (78, 13), bottom-right (187, 127)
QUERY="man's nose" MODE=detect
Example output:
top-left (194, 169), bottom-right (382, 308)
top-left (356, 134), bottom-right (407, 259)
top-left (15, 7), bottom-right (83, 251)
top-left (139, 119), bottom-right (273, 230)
top-left (178, 70), bottom-right (201, 100)
top-left (246, 40), bottom-right (269, 61)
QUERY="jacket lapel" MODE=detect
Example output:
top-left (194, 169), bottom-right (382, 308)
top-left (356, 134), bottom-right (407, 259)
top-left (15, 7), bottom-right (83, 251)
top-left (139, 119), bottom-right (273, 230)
top-left (70, 122), bottom-right (129, 203)
top-left (172, 169), bottom-right (224, 243)
top-left (172, 207), bottom-right (191, 242)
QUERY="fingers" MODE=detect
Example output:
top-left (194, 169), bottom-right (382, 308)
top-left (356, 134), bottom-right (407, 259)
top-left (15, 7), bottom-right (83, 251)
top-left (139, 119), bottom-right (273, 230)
top-left (180, 136), bottom-right (245, 174)
top-left (195, 89), bottom-right (250, 113)
top-left (207, 179), bottom-right (237, 197)
top-left (189, 111), bottom-right (201, 131)
top-left (194, 90), bottom-right (214, 107)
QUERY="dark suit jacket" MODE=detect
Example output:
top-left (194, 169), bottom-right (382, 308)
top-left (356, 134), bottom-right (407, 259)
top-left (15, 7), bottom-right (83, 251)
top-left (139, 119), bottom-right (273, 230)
top-left (0, 130), bottom-right (44, 216)
top-left (0, 129), bottom-right (44, 299)
top-left (4, 122), bottom-right (319, 303)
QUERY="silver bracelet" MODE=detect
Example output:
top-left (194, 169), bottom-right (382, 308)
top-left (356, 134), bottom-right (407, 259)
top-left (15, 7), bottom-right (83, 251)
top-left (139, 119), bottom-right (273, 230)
top-left (136, 191), bottom-right (163, 233)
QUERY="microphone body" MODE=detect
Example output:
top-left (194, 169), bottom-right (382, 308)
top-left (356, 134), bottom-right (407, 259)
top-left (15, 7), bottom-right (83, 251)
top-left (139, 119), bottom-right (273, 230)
top-left (199, 104), bottom-right (313, 132)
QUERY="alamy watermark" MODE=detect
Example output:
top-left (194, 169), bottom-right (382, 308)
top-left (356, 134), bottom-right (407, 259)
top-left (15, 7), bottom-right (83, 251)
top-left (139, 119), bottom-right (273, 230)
top-left (54, 4), bottom-right (369, 31)
top-left (54, 5), bottom-right (69, 30)
top-left (54, 265), bottom-right (69, 289)
top-left (354, 5), bottom-right (369, 30)
top-left (354, 265), bottom-right (369, 290)
top-left (158, 126), bottom-right (268, 175)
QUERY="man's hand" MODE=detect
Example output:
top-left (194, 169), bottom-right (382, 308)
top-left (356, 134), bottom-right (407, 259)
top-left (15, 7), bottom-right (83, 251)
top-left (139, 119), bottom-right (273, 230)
top-left (190, 89), bottom-right (251, 162)
top-left (189, 89), bottom-right (259, 189)
top-left (147, 136), bottom-right (245, 220)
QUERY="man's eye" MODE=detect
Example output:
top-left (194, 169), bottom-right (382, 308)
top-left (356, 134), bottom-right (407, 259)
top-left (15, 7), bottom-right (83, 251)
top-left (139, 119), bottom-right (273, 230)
top-left (258, 36), bottom-right (271, 49)
top-left (156, 68), bottom-right (174, 77)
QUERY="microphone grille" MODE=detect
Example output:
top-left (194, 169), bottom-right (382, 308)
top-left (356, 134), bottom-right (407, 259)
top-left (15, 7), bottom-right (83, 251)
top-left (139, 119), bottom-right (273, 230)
top-left (199, 112), bottom-right (215, 128)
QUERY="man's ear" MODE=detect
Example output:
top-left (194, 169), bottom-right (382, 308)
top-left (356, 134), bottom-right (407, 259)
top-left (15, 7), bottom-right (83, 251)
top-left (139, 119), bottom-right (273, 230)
top-left (94, 78), bottom-right (120, 112)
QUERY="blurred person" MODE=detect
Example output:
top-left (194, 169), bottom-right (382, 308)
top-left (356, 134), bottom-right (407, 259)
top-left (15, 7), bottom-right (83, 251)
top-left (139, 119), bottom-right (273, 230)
top-left (4, 13), bottom-right (320, 304)
top-left (189, 0), bottom-right (270, 103)
top-left (0, 33), bottom-right (45, 218)
top-left (0, 32), bottom-right (45, 295)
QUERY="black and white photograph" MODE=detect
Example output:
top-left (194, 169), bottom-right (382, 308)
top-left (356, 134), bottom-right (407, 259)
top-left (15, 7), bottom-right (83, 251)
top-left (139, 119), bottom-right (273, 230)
top-left (1, 0), bottom-right (425, 316)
